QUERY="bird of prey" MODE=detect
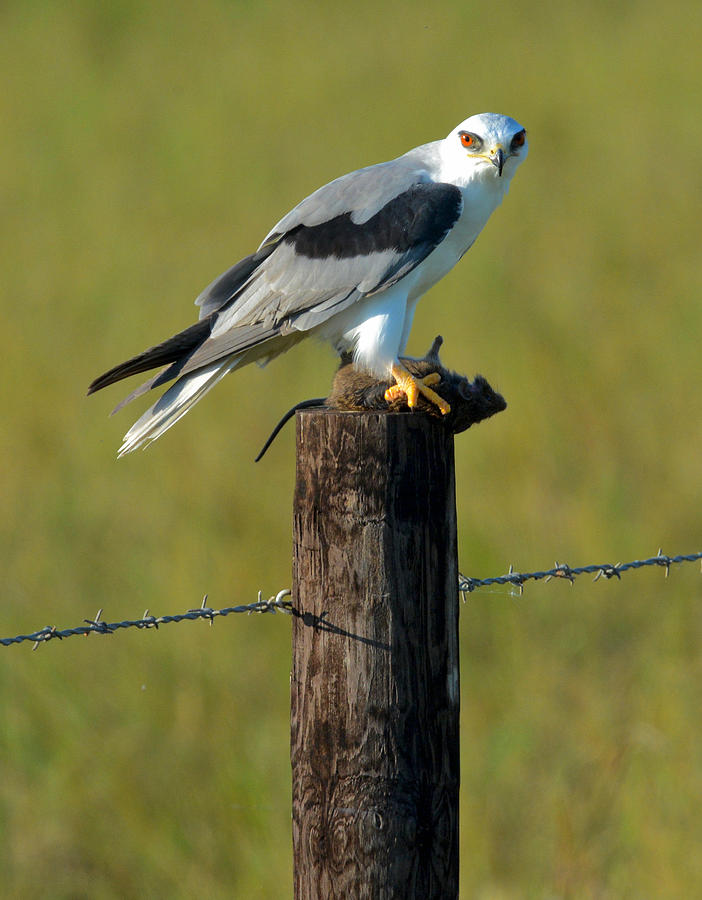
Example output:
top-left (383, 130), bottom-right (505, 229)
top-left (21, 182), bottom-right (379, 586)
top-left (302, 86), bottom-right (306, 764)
top-left (88, 112), bottom-right (528, 455)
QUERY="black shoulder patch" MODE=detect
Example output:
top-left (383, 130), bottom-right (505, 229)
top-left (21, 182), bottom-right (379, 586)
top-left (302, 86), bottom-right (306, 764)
top-left (283, 183), bottom-right (462, 260)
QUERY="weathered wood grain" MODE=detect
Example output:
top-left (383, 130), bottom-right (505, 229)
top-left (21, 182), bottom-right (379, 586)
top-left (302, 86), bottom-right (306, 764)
top-left (291, 410), bottom-right (459, 899)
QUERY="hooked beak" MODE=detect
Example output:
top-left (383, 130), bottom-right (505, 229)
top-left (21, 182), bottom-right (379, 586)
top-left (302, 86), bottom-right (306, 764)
top-left (490, 146), bottom-right (505, 176)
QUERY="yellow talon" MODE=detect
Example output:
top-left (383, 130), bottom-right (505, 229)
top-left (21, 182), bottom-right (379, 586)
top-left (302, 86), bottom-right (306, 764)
top-left (384, 362), bottom-right (451, 415)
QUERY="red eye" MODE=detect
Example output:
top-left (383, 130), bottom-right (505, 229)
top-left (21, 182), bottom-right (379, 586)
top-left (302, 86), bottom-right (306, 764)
top-left (460, 132), bottom-right (475, 148)
top-left (511, 130), bottom-right (526, 149)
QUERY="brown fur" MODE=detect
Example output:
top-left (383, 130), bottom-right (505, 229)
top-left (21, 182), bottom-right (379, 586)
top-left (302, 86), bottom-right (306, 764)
top-left (255, 336), bottom-right (507, 461)
top-left (328, 336), bottom-right (506, 435)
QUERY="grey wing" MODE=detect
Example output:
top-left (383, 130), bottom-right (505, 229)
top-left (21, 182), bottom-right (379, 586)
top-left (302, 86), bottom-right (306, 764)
top-left (262, 145), bottom-right (439, 234)
top-left (176, 177), bottom-right (463, 380)
top-left (195, 143), bottom-right (439, 320)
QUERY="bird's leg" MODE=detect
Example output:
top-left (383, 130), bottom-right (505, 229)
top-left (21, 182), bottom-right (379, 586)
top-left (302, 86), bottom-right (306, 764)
top-left (384, 361), bottom-right (451, 415)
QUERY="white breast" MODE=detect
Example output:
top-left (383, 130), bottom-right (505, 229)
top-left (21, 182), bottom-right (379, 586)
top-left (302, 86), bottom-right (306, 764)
top-left (319, 170), bottom-right (511, 374)
top-left (408, 174), bottom-right (509, 301)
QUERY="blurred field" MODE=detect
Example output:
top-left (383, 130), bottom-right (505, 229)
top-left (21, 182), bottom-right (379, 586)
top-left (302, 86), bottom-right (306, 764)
top-left (1, 0), bottom-right (701, 896)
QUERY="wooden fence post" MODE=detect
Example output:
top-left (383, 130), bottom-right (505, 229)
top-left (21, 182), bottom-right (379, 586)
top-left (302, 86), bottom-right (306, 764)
top-left (291, 409), bottom-right (460, 899)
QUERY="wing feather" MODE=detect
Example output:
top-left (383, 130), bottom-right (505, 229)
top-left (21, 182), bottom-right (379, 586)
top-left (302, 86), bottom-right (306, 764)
top-left (211, 182), bottom-right (463, 336)
top-left (89, 170), bottom-right (462, 445)
top-left (262, 141), bottom-right (439, 235)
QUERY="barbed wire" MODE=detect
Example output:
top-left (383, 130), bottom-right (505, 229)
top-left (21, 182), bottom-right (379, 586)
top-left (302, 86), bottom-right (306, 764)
top-left (0, 591), bottom-right (293, 650)
top-left (458, 549), bottom-right (702, 597)
top-left (2, 551), bottom-right (700, 650)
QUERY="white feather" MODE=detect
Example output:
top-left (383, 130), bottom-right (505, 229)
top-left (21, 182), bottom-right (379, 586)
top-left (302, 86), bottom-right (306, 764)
top-left (118, 358), bottom-right (240, 456)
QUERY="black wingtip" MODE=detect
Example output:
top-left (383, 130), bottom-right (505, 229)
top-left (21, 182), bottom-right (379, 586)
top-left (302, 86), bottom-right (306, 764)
top-left (87, 362), bottom-right (140, 396)
top-left (87, 317), bottom-right (213, 397)
top-left (87, 373), bottom-right (113, 396)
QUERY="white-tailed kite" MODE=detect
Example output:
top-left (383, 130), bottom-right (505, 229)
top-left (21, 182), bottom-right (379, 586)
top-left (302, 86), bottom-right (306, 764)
top-left (89, 112), bottom-right (528, 455)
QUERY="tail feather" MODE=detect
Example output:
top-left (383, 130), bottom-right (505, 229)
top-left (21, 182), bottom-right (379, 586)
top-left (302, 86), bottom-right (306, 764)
top-left (110, 371), bottom-right (164, 416)
top-left (117, 357), bottom-right (240, 456)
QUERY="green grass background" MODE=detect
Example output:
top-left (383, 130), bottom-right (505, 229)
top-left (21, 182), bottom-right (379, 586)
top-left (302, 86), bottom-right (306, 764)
top-left (1, 0), bottom-right (701, 896)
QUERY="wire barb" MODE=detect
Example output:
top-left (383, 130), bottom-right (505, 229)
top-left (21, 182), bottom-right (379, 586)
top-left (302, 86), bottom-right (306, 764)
top-left (458, 550), bottom-right (702, 599)
top-left (3, 590), bottom-right (294, 649)
top-left (2, 552), bottom-right (700, 649)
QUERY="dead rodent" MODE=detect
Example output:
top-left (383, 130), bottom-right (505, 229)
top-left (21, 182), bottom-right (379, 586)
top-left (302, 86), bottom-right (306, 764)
top-left (255, 336), bottom-right (506, 461)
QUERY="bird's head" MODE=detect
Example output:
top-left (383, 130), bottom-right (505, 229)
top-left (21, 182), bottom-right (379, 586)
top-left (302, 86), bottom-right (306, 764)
top-left (443, 112), bottom-right (528, 186)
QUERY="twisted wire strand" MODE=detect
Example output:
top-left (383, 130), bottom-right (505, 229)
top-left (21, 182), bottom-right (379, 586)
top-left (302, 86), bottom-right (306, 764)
top-left (1, 591), bottom-right (292, 650)
top-left (2, 551), bottom-right (700, 649)
top-left (459, 550), bottom-right (702, 596)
